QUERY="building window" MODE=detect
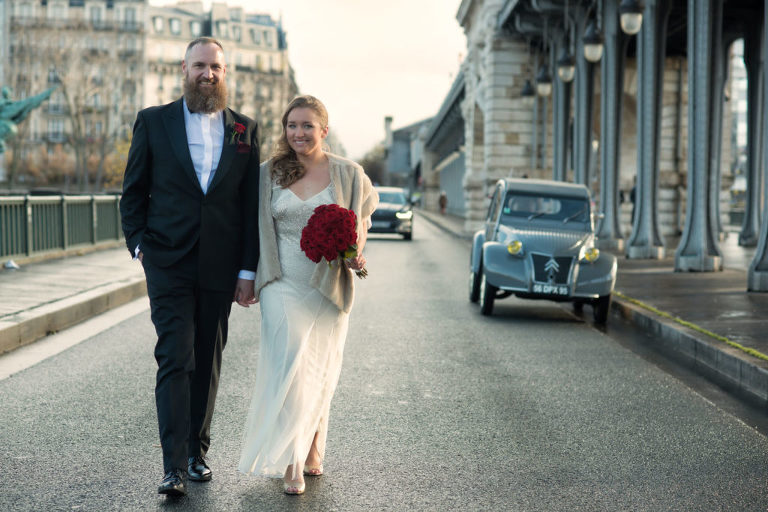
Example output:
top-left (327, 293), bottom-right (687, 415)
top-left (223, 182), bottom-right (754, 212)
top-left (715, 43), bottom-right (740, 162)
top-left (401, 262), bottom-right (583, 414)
top-left (169, 18), bottom-right (181, 35)
top-left (18, 2), bottom-right (32, 19)
top-left (190, 21), bottom-right (202, 36)
top-left (250, 28), bottom-right (261, 45)
top-left (90, 6), bottom-right (102, 27)
top-left (216, 20), bottom-right (229, 38)
top-left (264, 30), bottom-right (273, 47)
top-left (153, 16), bottom-right (164, 34)
top-left (123, 7), bottom-right (136, 30)
top-left (232, 26), bottom-right (241, 42)
top-left (49, 2), bottom-right (65, 20)
top-left (48, 119), bottom-right (65, 142)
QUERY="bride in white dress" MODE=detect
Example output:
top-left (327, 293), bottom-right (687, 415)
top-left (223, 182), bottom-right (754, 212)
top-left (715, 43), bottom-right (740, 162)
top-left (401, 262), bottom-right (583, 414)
top-left (238, 96), bottom-right (378, 495)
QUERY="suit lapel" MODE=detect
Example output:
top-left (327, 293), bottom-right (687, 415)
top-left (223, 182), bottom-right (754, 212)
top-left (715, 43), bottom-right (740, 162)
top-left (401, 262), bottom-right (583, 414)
top-left (162, 99), bottom-right (201, 191)
top-left (208, 108), bottom-right (237, 193)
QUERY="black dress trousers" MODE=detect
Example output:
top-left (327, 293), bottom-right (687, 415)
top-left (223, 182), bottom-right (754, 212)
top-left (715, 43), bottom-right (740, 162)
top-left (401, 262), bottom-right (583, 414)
top-left (142, 247), bottom-right (233, 473)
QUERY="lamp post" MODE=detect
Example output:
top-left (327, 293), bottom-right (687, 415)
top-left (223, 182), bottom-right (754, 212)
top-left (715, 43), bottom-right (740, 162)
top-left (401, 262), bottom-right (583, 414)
top-left (521, 79), bottom-right (536, 106)
top-left (619, 0), bottom-right (644, 35)
top-left (583, 20), bottom-right (604, 62)
top-left (557, 47), bottom-right (575, 82)
top-left (536, 65), bottom-right (552, 97)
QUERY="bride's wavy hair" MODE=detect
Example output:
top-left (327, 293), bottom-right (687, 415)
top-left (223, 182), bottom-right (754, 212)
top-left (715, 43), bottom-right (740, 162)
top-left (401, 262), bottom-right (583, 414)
top-left (270, 95), bottom-right (329, 187)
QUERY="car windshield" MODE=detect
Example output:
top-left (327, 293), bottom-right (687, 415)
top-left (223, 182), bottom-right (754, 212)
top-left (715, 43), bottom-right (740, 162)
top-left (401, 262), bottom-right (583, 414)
top-left (500, 192), bottom-right (590, 224)
top-left (377, 191), bottom-right (407, 205)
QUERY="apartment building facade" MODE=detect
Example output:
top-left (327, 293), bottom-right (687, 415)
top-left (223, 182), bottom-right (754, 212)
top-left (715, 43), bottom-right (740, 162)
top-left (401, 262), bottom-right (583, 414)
top-left (3, 0), bottom-right (298, 188)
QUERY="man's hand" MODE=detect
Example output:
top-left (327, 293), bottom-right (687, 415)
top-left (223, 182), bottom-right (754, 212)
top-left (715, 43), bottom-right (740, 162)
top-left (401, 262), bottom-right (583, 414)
top-left (138, 251), bottom-right (144, 263)
top-left (233, 278), bottom-right (257, 307)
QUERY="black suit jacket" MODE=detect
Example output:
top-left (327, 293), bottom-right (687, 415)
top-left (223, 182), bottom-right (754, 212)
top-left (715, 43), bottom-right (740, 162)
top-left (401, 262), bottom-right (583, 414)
top-left (119, 99), bottom-right (260, 291)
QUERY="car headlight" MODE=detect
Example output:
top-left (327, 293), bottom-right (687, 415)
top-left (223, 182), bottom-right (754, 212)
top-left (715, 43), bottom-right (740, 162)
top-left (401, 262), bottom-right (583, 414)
top-left (395, 210), bottom-right (413, 220)
top-left (583, 247), bottom-right (600, 262)
top-left (507, 240), bottom-right (523, 255)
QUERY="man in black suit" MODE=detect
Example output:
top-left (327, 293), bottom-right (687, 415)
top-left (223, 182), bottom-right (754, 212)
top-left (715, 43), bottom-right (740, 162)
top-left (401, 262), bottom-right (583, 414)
top-left (119, 37), bottom-right (259, 497)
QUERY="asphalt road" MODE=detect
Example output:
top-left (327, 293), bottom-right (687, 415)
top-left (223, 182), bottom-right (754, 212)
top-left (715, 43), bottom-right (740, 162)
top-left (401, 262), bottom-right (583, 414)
top-left (2, 216), bottom-right (768, 511)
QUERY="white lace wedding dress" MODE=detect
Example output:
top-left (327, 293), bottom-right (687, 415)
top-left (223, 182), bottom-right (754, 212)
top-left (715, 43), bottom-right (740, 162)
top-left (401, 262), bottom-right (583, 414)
top-left (238, 182), bottom-right (351, 479)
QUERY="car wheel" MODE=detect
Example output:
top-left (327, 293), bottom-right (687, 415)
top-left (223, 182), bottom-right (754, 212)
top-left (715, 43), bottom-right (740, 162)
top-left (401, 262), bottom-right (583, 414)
top-left (479, 270), bottom-right (496, 316)
top-left (403, 231), bottom-right (412, 241)
top-left (593, 294), bottom-right (611, 324)
top-left (573, 301), bottom-right (584, 314)
top-left (469, 268), bottom-right (481, 303)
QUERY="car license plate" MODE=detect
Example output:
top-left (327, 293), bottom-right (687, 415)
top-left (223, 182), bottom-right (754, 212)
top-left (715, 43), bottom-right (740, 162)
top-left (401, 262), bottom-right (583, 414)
top-left (532, 283), bottom-right (569, 296)
top-left (372, 221), bottom-right (389, 229)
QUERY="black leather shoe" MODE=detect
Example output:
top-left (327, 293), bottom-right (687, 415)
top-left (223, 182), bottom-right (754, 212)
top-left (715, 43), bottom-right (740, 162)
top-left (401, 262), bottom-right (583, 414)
top-left (187, 456), bottom-right (212, 482)
top-left (158, 469), bottom-right (186, 496)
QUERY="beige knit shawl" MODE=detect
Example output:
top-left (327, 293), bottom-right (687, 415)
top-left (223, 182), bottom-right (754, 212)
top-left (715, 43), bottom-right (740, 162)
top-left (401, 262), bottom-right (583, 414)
top-left (254, 152), bottom-right (379, 313)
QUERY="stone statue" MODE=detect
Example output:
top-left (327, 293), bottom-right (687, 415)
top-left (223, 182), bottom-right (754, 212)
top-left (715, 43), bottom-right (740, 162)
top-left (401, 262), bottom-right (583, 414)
top-left (0, 86), bottom-right (57, 153)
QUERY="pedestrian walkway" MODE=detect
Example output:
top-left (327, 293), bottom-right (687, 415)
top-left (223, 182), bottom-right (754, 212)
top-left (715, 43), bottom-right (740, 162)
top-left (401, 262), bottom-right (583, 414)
top-left (417, 208), bottom-right (768, 405)
top-left (0, 247), bottom-right (145, 354)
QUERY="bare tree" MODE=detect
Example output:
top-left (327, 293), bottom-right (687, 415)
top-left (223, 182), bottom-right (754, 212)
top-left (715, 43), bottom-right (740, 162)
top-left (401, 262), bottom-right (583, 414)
top-left (8, 15), bottom-right (140, 192)
top-left (360, 144), bottom-right (387, 186)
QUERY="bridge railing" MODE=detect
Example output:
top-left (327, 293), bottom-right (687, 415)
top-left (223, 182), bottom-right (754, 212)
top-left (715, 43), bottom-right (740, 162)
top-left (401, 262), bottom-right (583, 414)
top-left (0, 195), bottom-right (122, 260)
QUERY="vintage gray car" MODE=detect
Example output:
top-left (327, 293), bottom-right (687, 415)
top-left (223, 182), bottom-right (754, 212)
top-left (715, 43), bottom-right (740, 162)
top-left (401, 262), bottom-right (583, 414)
top-left (469, 178), bottom-right (617, 323)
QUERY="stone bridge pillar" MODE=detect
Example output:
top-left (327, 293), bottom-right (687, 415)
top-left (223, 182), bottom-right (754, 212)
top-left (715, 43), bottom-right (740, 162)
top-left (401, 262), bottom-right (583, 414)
top-left (747, 0), bottom-right (768, 290)
top-left (573, 7), bottom-right (597, 187)
top-left (675, 0), bottom-right (725, 271)
top-left (740, 18), bottom-right (764, 247)
top-left (627, 0), bottom-right (672, 259)
top-left (552, 35), bottom-right (571, 182)
top-left (595, 0), bottom-right (629, 250)
top-left (460, 2), bottom-right (532, 232)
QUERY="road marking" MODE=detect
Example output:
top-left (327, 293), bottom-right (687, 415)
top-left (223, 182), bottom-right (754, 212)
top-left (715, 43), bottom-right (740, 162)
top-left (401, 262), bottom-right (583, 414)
top-left (0, 297), bottom-right (149, 381)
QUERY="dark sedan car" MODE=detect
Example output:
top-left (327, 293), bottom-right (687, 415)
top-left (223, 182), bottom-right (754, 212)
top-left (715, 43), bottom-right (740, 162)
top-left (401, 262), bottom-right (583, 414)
top-left (370, 186), bottom-right (413, 240)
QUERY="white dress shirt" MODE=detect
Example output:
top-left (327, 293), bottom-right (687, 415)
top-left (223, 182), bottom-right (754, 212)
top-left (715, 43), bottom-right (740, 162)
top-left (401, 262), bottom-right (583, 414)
top-left (183, 99), bottom-right (223, 195)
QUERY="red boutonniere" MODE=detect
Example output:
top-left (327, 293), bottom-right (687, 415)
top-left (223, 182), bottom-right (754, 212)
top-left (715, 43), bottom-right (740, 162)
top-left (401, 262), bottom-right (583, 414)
top-left (230, 122), bottom-right (246, 144)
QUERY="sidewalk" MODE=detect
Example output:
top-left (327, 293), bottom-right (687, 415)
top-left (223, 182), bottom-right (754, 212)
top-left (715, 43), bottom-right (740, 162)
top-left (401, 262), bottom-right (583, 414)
top-left (418, 209), bottom-right (768, 405)
top-left (0, 247), bottom-right (145, 354)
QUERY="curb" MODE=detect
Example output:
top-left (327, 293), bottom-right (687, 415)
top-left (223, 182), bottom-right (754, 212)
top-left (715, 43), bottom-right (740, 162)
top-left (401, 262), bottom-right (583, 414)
top-left (0, 277), bottom-right (147, 355)
top-left (611, 295), bottom-right (768, 405)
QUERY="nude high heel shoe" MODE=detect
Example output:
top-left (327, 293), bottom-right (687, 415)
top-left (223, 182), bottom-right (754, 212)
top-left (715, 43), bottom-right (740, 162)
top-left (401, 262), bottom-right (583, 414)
top-left (283, 479), bottom-right (305, 495)
top-left (303, 464), bottom-right (323, 476)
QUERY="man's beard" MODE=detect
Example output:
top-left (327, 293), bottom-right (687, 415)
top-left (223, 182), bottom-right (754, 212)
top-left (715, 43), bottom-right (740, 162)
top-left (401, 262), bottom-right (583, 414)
top-left (183, 73), bottom-right (227, 113)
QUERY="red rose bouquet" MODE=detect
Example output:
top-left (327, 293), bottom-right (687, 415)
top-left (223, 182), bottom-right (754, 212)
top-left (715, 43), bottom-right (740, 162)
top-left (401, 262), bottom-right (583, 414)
top-left (300, 204), bottom-right (368, 278)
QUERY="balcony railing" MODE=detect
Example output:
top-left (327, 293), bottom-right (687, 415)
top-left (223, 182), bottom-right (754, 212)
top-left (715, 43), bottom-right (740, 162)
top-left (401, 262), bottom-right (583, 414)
top-left (0, 195), bottom-right (122, 260)
top-left (10, 16), bottom-right (144, 33)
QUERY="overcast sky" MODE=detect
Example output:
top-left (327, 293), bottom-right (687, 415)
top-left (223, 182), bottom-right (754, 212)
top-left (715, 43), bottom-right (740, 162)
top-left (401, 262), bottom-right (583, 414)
top-left (151, 0), bottom-right (467, 160)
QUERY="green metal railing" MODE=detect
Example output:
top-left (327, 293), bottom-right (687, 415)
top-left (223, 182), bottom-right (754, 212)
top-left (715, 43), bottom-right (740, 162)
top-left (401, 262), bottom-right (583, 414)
top-left (0, 195), bottom-right (122, 260)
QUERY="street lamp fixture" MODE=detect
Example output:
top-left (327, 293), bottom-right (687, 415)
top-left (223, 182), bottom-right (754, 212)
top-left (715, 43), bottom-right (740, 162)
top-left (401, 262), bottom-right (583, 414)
top-left (521, 79), bottom-right (536, 106)
top-left (619, 0), bottom-right (644, 36)
top-left (582, 20), bottom-right (604, 63)
top-left (535, 65), bottom-right (552, 97)
top-left (557, 47), bottom-right (575, 82)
